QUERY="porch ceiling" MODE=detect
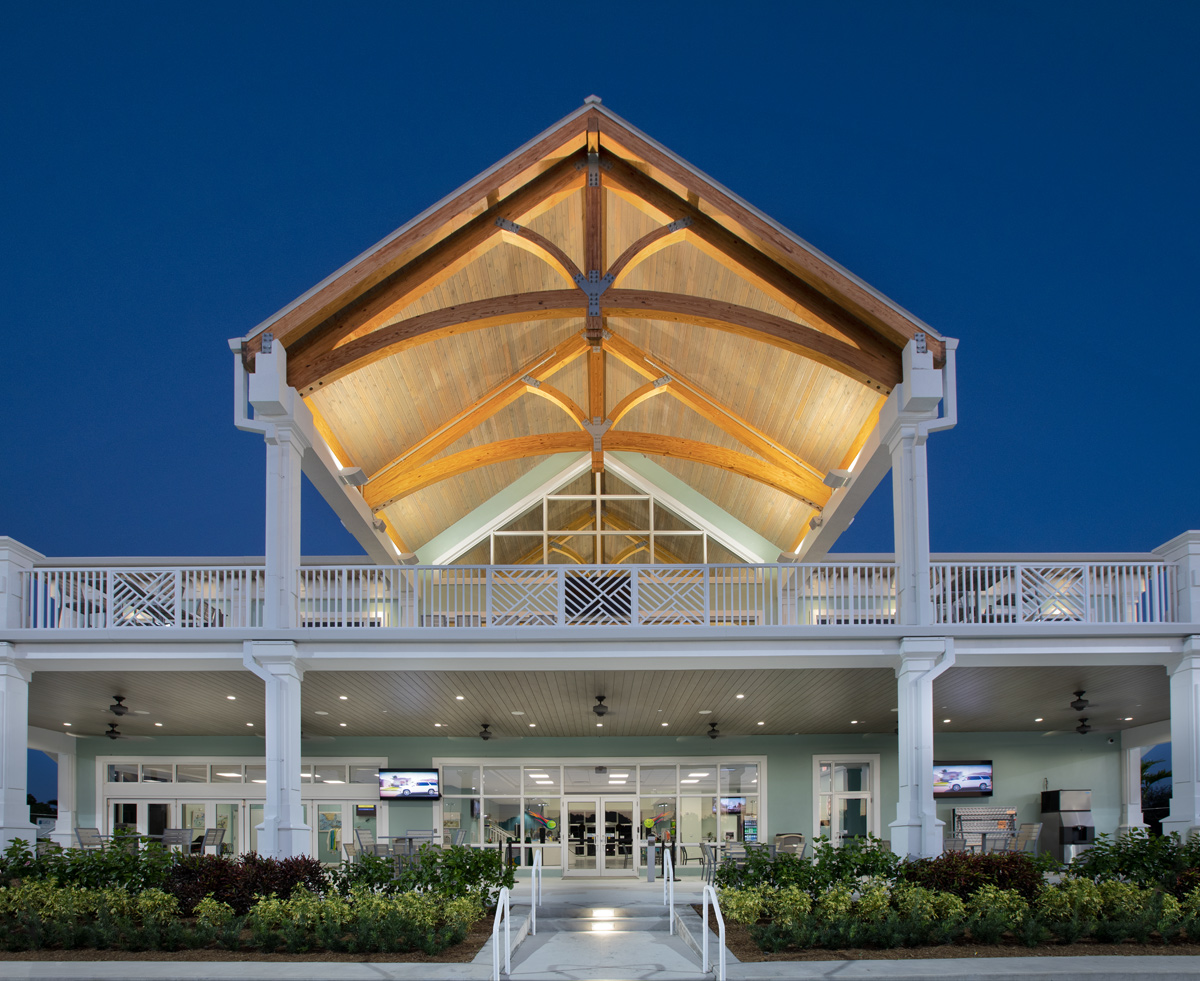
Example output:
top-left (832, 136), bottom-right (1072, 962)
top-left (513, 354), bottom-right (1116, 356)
top-left (240, 101), bottom-right (941, 558)
top-left (29, 665), bottom-right (1168, 743)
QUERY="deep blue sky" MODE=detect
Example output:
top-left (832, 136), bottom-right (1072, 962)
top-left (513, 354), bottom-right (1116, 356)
top-left (3, 3), bottom-right (1197, 563)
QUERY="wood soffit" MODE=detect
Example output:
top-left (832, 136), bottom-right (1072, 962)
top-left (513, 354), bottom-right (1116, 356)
top-left (248, 102), bottom-right (944, 555)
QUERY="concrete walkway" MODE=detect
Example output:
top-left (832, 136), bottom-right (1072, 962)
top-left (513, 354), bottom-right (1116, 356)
top-left (7, 875), bottom-right (1200, 980)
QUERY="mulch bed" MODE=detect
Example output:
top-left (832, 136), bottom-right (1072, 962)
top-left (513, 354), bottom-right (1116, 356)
top-left (0, 920), bottom-right (493, 963)
top-left (693, 907), bottom-right (1200, 961)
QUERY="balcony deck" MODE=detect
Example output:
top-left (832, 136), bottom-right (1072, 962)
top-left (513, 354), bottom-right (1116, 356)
top-left (19, 558), bottom-right (1177, 631)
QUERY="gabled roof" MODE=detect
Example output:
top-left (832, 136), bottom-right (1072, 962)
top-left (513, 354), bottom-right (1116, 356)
top-left (240, 99), bottom-right (943, 558)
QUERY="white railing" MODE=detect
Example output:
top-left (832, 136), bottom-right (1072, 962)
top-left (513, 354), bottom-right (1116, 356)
top-left (701, 884), bottom-right (726, 981)
top-left (22, 567), bottom-right (268, 629)
top-left (19, 560), bottom-right (1178, 629)
top-left (530, 848), bottom-right (542, 935)
top-left (931, 562), bottom-right (1176, 624)
top-left (491, 885), bottom-right (511, 980)
top-left (662, 846), bottom-right (675, 934)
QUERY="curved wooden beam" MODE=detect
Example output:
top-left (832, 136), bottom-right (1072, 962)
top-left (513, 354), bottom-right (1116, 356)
top-left (525, 382), bottom-right (588, 428)
top-left (290, 289), bottom-right (899, 395)
top-left (607, 378), bottom-right (670, 427)
top-left (498, 223), bottom-right (583, 286)
top-left (606, 223), bottom-right (689, 287)
top-left (365, 431), bottom-right (831, 510)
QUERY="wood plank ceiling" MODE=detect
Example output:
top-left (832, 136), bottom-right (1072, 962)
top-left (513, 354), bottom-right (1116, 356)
top-left (244, 101), bottom-right (942, 559)
top-left (30, 667), bottom-right (1168, 740)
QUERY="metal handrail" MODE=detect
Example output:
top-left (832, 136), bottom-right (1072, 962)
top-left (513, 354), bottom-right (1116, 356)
top-left (530, 848), bottom-right (543, 935)
top-left (701, 884), bottom-right (726, 981)
top-left (662, 846), bottom-right (675, 934)
top-left (491, 885), bottom-right (511, 980)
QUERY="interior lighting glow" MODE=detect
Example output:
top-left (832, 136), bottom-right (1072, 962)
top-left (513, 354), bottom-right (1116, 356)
top-left (681, 779), bottom-right (700, 784)
top-left (325, 779), bottom-right (346, 784)
top-left (688, 772), bottom-right (709, 777)
top-left (251, 779), bottom-right (266, 784)
top-left (216, 772), bottom-right (241, 778)
top-left (535, 780), bottom-right (554, 785)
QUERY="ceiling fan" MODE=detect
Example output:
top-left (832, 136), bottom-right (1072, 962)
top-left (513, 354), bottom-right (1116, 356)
top-left (69, 722), bottom-right (154, 741)
top-left (108, 695), bottom-right (149, 717)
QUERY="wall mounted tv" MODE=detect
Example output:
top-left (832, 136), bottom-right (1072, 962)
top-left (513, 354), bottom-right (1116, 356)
top-left (933, 760), bottom-right (993, 798)
top-left (379, 768), bottom-right (441, 800)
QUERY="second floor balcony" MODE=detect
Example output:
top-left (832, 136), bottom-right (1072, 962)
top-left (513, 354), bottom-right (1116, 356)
top-left (17, 557), bottom-right (1178, 632)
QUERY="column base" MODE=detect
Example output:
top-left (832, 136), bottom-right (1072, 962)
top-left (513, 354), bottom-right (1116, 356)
top-left (0, 822), bottom-right (39, 851)
top-left (1160, 818), bottom-right (1200, 840)
top-left (889, 815), bottom-right (945, 859)
top-left (51, 812), bottom-right (77, 848)
top-left (1116, 822), bottom-right (1149, 838)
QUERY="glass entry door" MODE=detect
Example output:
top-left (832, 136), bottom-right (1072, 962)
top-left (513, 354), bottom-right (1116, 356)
top-left (563, 798), bottom-right (638, 876)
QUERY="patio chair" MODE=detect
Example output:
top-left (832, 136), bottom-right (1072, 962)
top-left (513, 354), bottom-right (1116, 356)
top-left (942, 837), bottom-right (969, 852)
top-left (201, 828), bottom-right (226, 855)
top-left (354, 827), bottom-right (390, 857)
top-left (160, 828), bottom-right (192, 852)
top-left (773, 832), bottom-right (805, 857)
top-left (343, 841), bottom-right (358, 862)
top-left (451, 828), bottom-right (468, 847)
top-left (75, 827), bottom-right (108, 851)
top-left (993, 823), bottom-right (1042, 855)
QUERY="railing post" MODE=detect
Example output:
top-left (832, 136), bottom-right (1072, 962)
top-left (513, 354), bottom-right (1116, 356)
top-left (630, 566), bottom-right (639, 626)
top-left (556, 567), bottom-right (566, 626)
top-left (175, 569), bottom-right (183, 628)
top-left (486, 567), bottom-right (494, 627)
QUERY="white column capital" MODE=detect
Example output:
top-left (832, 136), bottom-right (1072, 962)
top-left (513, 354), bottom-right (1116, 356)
top-left (243, 640), bottom-right (304, 683)
top-left (1154, 533), bottom-right (1200, 624)
top-left (0, 646), bottom-right (32, 684)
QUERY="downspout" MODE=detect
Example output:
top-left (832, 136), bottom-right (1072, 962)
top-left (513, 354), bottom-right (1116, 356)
top-left (228, 338), bottom-right (268, 434)
top-left (919, 337), bottom-right (958, 438)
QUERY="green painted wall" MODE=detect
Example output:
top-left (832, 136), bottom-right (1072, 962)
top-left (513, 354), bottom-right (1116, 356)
top-left (75, 730), bottom-right (1122, 843)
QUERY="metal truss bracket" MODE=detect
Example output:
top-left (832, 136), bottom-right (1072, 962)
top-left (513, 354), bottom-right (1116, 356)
top-left (573, 268), bottom-right (616, 316)
top-left (581, 418), bottom-right (612, 453)
top-left (666, 216), bottom-right (693, 233)
top-left (495, 217), bottom-right (521, 233)
top-left (914, 331), bottom-right (927, 354)
top-left (521, 375), bottom-right (541, 388)
top-left (260, 332), bottom-right (273, 354)
top-left (652, 374), bottom-right (672, 388)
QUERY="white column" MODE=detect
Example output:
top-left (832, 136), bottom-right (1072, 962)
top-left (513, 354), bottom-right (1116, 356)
top-left (889, 637), bottom-right (954, 858)
top-left (1154, 531), bottom-right (1200, 623)
top-left (263, 424), bottom-right (306, 628)
top-left (0, 646), bottom-right (36, 850)
top-left (51, 750), bottom-right (77, 847)
top-left (244, 641), bottom-right (310, 857)
top-left (0, 538), bottom-right (44, 630)
top-left (1116, 743), bottom-right (1148, 837)
top-left (878, 340), bottom-right (943, 626)
top-left (1163, 641), bottom-right (1200, 839)
top-left (247, 343), bottom-right (312, 629)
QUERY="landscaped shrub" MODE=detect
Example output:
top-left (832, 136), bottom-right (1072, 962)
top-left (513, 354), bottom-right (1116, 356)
top-left (899, 849), bottom-right (1044, 901)
top-left (0, 836), bottom-right (174, 892)
top-left (719, 887), bottom-right (766, 925)
top-left (165, 853), bottom-right (325, 915)
top-left (1035, 878), bottom-right (1102, 923)
top-left (1070, 829), bottom-right (1200, 895)
top-left (965, 883), bottom-right (1029, 927)
top-left (714, 835), bottom-right (900, 893)
top-left (389, 844), bottom-right (514, 906)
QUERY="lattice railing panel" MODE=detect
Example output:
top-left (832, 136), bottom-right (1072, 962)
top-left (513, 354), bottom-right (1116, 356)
top-left (564, 568), bottom-right (633, 626)
top-left (109, 571), bottom-right (177, 627)
top-left (489, 568), bottom-right (559, 626)
top-left (1021, 566), bottom-right (1086, 621)
top-left (636, 568), bottom-right (707, 625)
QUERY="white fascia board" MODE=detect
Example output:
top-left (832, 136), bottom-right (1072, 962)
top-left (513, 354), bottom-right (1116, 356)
top-left (28, 726), bottom-right (77, 755)
top-left (605, 453), bottom-right (774, 563)
top-left (591, 104), bottom-right (944, 341)
top-left (243, 105), bottom-right (593, 342)
top-left (424, 454), bottom-right (592, 565)
top-left (1122, 720), bottom-right (1171, 750)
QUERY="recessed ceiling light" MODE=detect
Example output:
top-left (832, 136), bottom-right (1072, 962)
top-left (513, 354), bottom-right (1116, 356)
top-left (850, 720), bottom-right (858, 725)
top-left (1035, 718), bottom-right (1044, 722)
top-left (1124, 717), bottom-right (1133, 721)
top-left (154, 722), bottom-right (163, 727)
top-left (62, 722), bottom-right (71, 726)
top-left (736, 694), bottom-right (745, 699)
top-left (699, 710), bottom-right (712, 715)
top-left (529, 723), bottom-right (537, 728)
top-left (226, 695), bottom-right (236, 701)
top-left (890, 708), bottom-right (898, 713)
top-left (596, 723), bottom-right (603, 727)
top-left (245, 722), bottom-right (254, 727)
top-left (455, 695), bottom-right (464, 700)
top-left (339, 723), bottom-right (347, 727)
top-left (434, 723), bottom-right (442, 727)
top-left (338, 695), bottom-right (348, 700)
top-left (757, 721), bottom-right (765, 726)
top-left (943, 719), bottom-right (951, 723)
top-left (315, 711), bottom-right (329, 716)
top-left (512, 711), bottom-right (525, 716)
top-left (661, 722), bottom-right (669, 727)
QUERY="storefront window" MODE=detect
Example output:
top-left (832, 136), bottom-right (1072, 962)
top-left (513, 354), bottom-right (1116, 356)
top-left (443, 765), bottom-right (480, 795)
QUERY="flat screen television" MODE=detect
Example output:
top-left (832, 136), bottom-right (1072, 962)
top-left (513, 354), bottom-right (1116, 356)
top-left (717, 797), bottom-right (745, 814)
top-left (933, 760), bottom-right (993, 798)
top-left (379, 768), bottom-right (441, 800)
